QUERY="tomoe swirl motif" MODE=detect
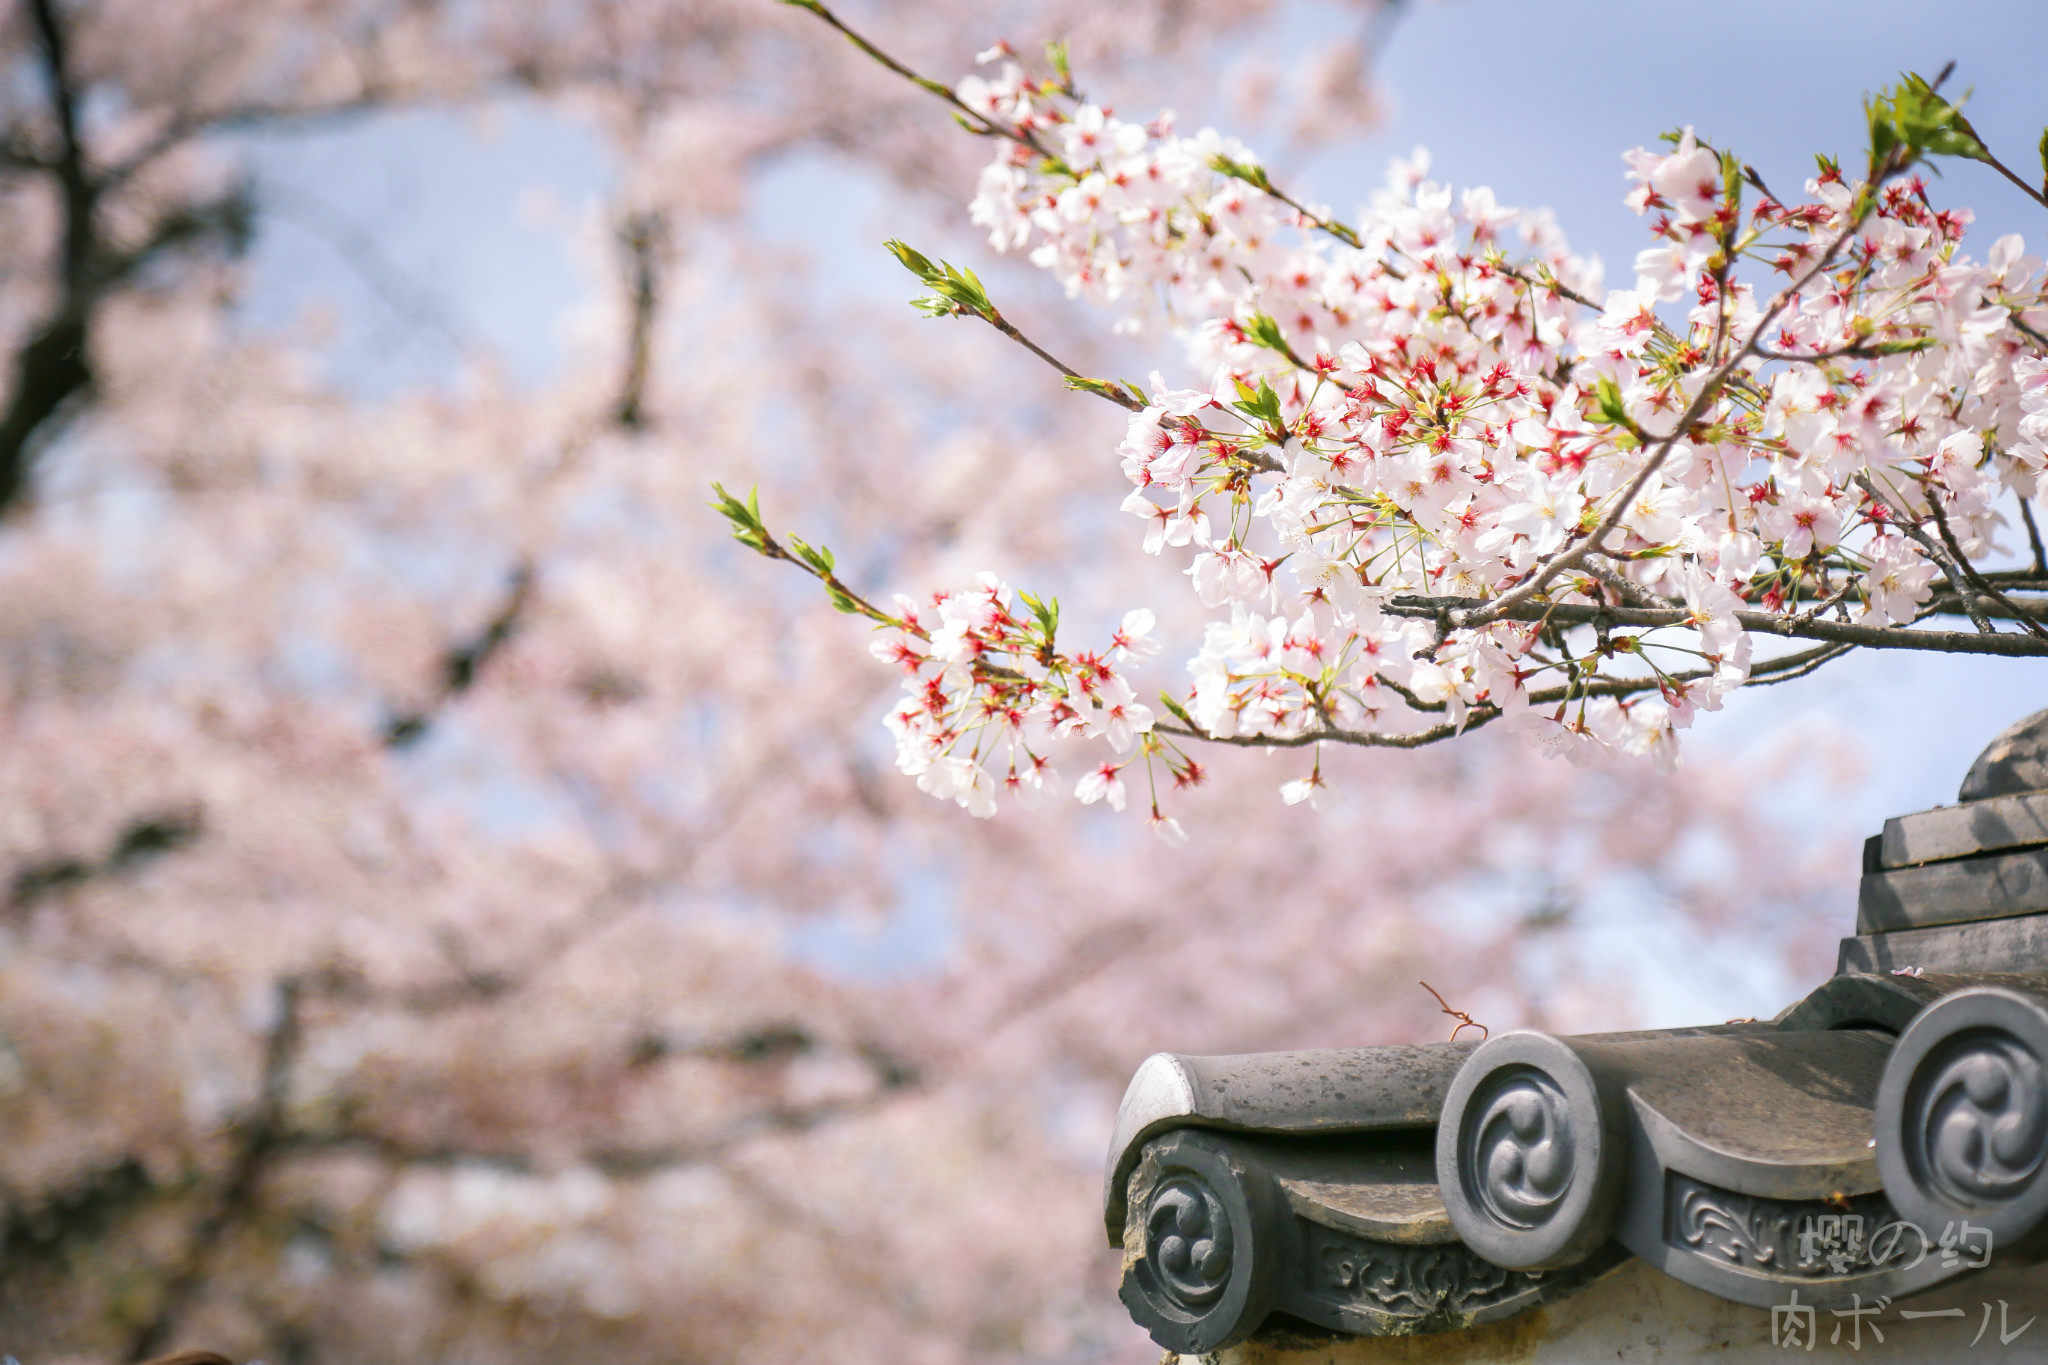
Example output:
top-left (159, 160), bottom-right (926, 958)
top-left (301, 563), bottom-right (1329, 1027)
top-left (1465, 1068), bottom-right (1576, 1230)
top-left (1915, 1029), bottom-right (2048, 1208)
top-left (1144, 1174), bottom-right (1234, 1307)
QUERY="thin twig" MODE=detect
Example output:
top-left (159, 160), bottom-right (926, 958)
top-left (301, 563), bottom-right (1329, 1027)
top-left (1496, 264), bottom-right (1600, 312)
top-left (1852, 473), bottom-right (1994, 633)
top-left (982, 310), bottom-right (1144, 412)
top-left (1978, 150), bottom-right (2048, 214)
top-left (1420, 981), bottom-right (1488, 1041)
top-left (1156, 637), bottom-right (1855, 756)
top-left (1154, 712), bottom-right (1498, 750)
top-left (1924, 489), bottom-right (2048, 641)
top-left (1927, 592), bottom-right (2048, 622)
top-left (1577, 558), bottom-right (1679, 610)
top-left (782, 0), bottom-right (1057, 163)
top-left (2021, 498), bottom-right (2048, 577)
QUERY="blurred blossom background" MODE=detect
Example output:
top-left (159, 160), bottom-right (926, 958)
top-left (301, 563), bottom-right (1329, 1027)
top-left (0, 0), bottom-right (2041, 1361)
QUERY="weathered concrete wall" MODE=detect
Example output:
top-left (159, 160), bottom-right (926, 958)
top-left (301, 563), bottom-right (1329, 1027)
top-left (1196, 1257), bottom-right (2048, 1364)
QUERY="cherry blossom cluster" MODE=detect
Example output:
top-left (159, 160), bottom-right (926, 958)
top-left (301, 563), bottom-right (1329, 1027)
top-left (900, 54), bottom-right (2048, 807)
top-left (869, 574), bottom-right (1213, 838)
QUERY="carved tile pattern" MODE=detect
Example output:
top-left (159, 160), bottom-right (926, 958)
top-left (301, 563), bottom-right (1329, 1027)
top-left (1144, 1174), bottom-right (1234, 1308)
top-left (1307, 1230), bottom-right (1549, 1318)
top-left (1665, 1173), bottom-right (1901, 1278)
top-left (1915, 1031), bottom-right (2048, 1205)
top-left (1465, 1067), bottom-right (1575, 1231)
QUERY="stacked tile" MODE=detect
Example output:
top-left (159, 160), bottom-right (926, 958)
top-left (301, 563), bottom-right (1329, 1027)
top-left (1858, 709), bottom-right (2048, 935)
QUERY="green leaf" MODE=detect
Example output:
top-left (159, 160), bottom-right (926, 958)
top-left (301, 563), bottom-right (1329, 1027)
top-left (1035, 153), bottom-right (1078, 182)
top-left (786, 534), bottom-right (836, 575)
top-left (884, 241), bottom-right (994, 318)
top-left (1865, 72), bottom-right (1991, 177)
top-left (1719, 149), bottom-right (1744, 223)
top-left (2039, 125), bottom-right (2048, 193)
top-left (1593, 377), bottom-right (1635, 433)
top-left (1209, 153), bottom-right (1273, 193)
top-left (1157, 691), bottom-right (1196, 726)
top-left (708, 481), bottom-right (772, 553)
top-left (1242, 311), bottom-right (1291, 356)
top-left (1018, 589), bottom-right (1060, 639)
top-left (885, 239), bottom-right (939, 282)
top-left (1229, 378), bottom-right (1283, 431)
top-left (1045, 39), bottom-right (1071, 87)
top-left (1062, 375), bottom-right (1130, 403)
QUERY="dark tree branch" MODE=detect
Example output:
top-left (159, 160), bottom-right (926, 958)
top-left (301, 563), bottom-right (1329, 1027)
top-left (383, 560), bottom-right (535, 748)
top-left (8, 808), bottom-right (204, 913)
top-left (286, 1067), bottom-right (918, 1182)
top-left (2, 0), bottom-right (98, 514)
top-left (1386, 593), bottom-right (2048, 657)
top-left (2021, 498), bottom-right (2048, 577)
top-left (102, 188), bottom-right (258, 285)
top-left (103, 92), bottom-right (395, 190)
top-left (0, 2), bottom-right (263, 517)
top-left (0, 1156), bottom-right (158, 1263)
top-left (124, 977), bottom-right (306, 1363)
top-left (615, 211), bottom-right (665, 430)
top-left (1928, 592), bottom-right (2048, 622)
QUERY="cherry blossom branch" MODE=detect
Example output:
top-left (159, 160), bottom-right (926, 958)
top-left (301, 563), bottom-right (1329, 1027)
top-left (786, 0), bottom-right (1383, 269)
top-left (777, 52), bottom-right (2048, 800)
top-left (1981, 153), bottom-right (2048, 213)
top-left (1461, 206), bottom-right (1876, 633)
top-left (1538, 638), bottom-right (1847, 698)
